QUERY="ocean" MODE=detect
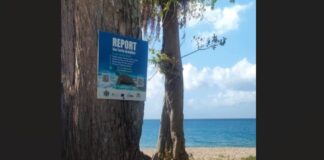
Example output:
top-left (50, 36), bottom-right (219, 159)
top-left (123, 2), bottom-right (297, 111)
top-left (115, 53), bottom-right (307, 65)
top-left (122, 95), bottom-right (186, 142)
top-left (140, 119), bottom-right (256, 148)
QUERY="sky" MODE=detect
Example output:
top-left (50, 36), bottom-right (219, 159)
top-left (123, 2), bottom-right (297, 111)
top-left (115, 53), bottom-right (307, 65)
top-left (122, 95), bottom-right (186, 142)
top-left (144, 0), bottom-right (256, 119)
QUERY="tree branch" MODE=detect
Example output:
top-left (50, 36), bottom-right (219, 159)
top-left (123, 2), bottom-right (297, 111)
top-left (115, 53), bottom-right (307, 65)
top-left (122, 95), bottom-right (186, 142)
top-left (181, 45), bottom-right (214, 59)
top-left (148, 68), bottom-right (159, 81)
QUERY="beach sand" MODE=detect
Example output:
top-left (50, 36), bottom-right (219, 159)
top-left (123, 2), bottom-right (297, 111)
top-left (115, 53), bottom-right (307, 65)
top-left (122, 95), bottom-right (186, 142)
top-left (141, 147), bottom-right (256, 160)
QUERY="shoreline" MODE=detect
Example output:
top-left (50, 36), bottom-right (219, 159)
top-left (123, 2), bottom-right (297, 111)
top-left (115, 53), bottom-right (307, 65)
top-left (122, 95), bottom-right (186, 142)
top-left (141, 146), bottom-right (256, 149)
top-left (141, 147), bottom-right (256, 160)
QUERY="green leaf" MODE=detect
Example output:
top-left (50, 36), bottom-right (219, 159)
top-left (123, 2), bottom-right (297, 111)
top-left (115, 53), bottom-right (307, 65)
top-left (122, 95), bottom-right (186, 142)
top-left (211, 0), bottom-right (217, 9)
top-left (149, 48), bottom-right (156, 54)
top-left (163, 0), bottom-right (172, 12)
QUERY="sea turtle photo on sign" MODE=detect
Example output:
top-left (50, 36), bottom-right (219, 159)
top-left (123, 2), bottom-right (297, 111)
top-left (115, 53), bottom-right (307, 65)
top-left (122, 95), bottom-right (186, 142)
top-left (97, 31), bottom-right (148, 101)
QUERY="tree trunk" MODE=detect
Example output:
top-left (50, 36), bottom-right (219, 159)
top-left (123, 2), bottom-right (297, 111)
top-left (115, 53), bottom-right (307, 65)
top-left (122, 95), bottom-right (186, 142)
top-left (153, 2), bottom-right (189, 160)
top-left (61, 0), bottom-right (146, 160)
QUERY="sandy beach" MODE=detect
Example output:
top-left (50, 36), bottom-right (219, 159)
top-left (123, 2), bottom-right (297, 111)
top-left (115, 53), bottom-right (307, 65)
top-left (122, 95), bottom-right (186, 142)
top-left (142, 147), bottom-right (256, 160)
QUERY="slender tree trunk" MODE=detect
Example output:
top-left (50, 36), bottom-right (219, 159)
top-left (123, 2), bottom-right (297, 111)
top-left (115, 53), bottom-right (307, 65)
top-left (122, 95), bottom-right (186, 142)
top-left (153, 2), bottom-right (188, 160)
top-left (61, 0), bottom-right (147, 159)
top-left (154, 97), bottom-right (173, 159)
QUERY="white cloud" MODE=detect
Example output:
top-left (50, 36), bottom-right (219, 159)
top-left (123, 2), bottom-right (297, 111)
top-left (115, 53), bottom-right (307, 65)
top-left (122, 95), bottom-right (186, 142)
top-left (209, 90), bottom-right (256, 107)
top-left (146, 65), bottom-right (165, 99)
top-left (187, 90), bottom-right (256, 108)
top-left (187, 2), bottom-right (253, 35)
top-left (183, 58), bottom-right (256, 91)
top-left (183, 58), bottom-right (256, 109)
top-left (144, 58), bottom-right (256, 118)
top-left (144, 65), bottom-right (165, 119)
top-left (183, 63), bottom-right (212, 90)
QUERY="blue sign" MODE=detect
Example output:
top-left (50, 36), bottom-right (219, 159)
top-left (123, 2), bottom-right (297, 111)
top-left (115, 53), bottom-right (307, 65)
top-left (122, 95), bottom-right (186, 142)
top-left (97, 31), bottom-right (148, 101)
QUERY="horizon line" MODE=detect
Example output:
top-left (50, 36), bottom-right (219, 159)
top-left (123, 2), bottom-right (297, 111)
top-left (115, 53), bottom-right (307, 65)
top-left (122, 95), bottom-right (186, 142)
top-left (143, 118), bottom-right (256, 120)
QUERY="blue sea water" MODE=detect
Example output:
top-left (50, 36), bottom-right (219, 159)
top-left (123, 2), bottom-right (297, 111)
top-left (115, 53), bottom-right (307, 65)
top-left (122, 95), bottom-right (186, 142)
top-left (140, 119), bottom-right (256, 148)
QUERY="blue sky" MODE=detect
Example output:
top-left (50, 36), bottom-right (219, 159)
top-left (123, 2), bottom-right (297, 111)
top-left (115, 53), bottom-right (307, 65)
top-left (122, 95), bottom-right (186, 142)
top-left (144, 0), bottom-right (256, 119)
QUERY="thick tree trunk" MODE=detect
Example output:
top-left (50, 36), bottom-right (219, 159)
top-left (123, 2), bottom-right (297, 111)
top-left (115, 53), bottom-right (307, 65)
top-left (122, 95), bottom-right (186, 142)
top-left (61, 0), bottom-right (146, 160)
top-left (153, 2), bottom-right (189, 160)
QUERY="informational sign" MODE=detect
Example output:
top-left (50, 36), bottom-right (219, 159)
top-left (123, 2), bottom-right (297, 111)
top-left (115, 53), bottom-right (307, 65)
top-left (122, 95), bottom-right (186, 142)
top-left (97, 31), bottom-right (148, 101)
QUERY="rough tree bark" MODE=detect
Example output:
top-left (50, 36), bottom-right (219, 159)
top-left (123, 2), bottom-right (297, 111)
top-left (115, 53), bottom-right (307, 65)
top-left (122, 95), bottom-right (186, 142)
top-left (152, 2), bottom-right (189, 160)
top-left (61, 0), bottom-right (147, 160)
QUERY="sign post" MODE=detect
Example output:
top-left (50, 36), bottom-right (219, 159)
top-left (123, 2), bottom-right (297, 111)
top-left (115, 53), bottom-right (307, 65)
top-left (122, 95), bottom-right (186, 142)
top-left (97, 31), bottom-right (148, 101)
